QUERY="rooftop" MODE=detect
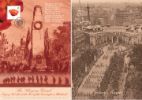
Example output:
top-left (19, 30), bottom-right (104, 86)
top-left (85, 25), bottom-right (142, 37)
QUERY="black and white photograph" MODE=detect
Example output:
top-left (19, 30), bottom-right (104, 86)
top-left (72, 0), bottom-right (142, 99)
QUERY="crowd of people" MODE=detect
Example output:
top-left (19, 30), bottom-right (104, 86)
top-left (77, 49), bottom-right (110, 97)
top-left (0, 63), bottom-right (29, 73)
top-left (0, 22), bottom-right (71, 74)
top-left (0, 61), bottom-right (70, 73)
top-left (99, 52), bottom-right (124, 98)
top-left (72, 48), bottom-right (102, 97)
top-left (2, 75), bottom-right (70, 86)
top-left (123, 44), bottom-right (142, 99)
top-left (74, 45), bottom-right (127, 98)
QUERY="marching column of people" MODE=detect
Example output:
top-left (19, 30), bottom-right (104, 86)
top-left (3, 75), bottom-right (70, 86)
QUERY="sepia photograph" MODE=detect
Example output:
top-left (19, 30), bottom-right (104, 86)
top-left (72, 0), bottom-right (142, 99)
top-left (0, 0), bottom-right (71, 87)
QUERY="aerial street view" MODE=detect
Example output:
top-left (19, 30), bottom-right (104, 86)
top-left (72, 0), bottom-right (142, 99)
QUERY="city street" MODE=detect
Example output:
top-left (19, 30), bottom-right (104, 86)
top-left (76, 44), bottom-right (127, 99)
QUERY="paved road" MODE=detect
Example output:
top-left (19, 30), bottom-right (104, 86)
top-left (76, 45), bottom-right (127, 99)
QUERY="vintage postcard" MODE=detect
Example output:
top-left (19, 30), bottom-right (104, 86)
top-left (0, 0), bottom-right (71, 99)
top-left (72, 0), bottom-right (142, 100)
